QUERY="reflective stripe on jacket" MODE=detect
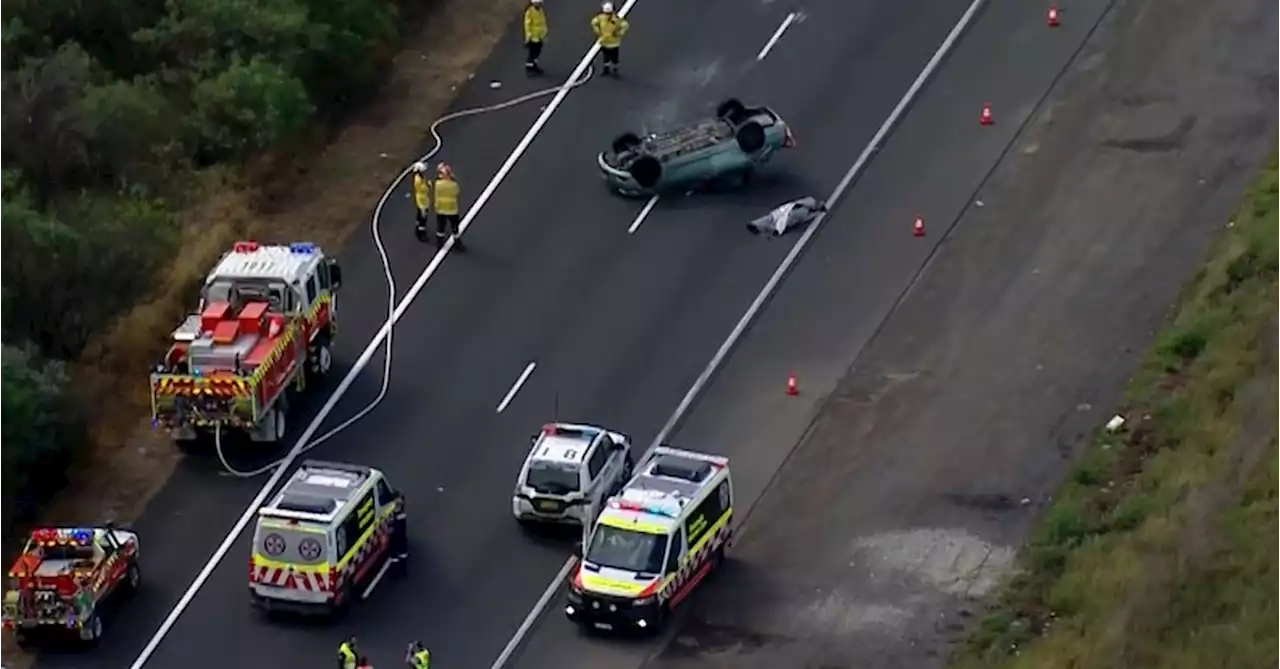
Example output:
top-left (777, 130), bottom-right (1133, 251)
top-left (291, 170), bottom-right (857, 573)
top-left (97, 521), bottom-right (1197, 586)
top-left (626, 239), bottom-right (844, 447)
top-left (410, 649), bottom-right (431, 669)
top-left (412, 174), bottom-right (430, 211)
top-left (524, 6), bottom-right (547, 42)
top-left (590, 13), bottom-right (628, 48)
top-left (432, 178), bottom-right (460, 215)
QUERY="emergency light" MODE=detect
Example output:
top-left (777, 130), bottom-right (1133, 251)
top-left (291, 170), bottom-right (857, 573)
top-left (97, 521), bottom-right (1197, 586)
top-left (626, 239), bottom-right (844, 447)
top-left (289, 242), bottom-right (316, 255)
top-left (32, 528), bottom-right (94, 545)
top-left (233, 241), bottom-right (259, 253)
top-left (611, 499), bottom-right (679, 519)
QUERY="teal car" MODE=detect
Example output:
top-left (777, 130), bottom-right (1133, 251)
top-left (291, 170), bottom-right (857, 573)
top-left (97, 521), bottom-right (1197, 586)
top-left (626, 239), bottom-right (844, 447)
top-left (597, 98), bottom-right (796, 197)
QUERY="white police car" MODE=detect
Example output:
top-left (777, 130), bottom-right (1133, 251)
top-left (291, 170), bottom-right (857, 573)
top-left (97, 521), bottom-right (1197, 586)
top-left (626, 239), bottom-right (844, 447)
top-left (513, 422), bottom-right (635, 528)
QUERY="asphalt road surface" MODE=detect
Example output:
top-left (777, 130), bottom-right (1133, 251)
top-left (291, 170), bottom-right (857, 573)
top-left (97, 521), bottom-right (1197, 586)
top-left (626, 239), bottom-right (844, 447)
top-left (36, 0), bottom-right (1275, 666)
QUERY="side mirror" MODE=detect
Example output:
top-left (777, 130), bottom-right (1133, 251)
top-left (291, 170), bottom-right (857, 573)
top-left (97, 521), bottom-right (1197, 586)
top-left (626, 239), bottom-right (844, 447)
top-left (327, 258), bottom-right (343, 290)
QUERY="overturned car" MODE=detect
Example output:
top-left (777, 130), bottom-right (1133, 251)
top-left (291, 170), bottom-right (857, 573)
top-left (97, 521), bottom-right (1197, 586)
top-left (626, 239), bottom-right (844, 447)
top-left (597, 98), bottom-right (796, 197)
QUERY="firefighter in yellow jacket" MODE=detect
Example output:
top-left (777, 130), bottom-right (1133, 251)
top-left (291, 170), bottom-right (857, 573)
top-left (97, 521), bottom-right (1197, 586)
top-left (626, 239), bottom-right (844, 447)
top-left (411, 162), bottom-right (431, 243)
top-left (523, 0), bottom-right (548, 76)
top-left (432, 163), bottom-right (465, 251)
top-left (590, 2), bottom-right (628, 77)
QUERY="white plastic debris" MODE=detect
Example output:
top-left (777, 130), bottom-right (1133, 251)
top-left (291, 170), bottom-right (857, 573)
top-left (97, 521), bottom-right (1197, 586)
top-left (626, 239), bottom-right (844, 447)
top-left (489, 80), bottom-right (502, 89)
top-left (1105, 415), bottom-right (1126, 432)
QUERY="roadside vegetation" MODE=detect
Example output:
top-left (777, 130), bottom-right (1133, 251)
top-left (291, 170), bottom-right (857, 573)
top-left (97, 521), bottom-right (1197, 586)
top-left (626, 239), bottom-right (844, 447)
top-left (951, 152), bottom-right (1278, 669)
top-left (0, 0), bottom-right (406, 535)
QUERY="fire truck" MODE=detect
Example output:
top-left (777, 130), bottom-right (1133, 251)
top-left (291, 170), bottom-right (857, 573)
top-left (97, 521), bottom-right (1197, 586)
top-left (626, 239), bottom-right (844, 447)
top-left (150, 241), bottom-right (343, 450)
top-left (2, 526), bottom-right (141, 647)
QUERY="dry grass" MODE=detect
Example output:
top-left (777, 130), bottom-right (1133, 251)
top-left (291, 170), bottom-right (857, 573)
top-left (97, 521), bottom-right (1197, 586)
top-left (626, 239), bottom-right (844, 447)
top-left (950, 153), bottom-right (1279, 669)
top-left (1, 0), bottom-right (520, 665)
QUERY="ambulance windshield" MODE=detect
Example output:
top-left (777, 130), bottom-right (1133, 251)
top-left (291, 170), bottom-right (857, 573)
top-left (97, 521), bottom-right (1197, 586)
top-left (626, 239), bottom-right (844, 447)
top-left (585, 526), bottom-right (668, 575)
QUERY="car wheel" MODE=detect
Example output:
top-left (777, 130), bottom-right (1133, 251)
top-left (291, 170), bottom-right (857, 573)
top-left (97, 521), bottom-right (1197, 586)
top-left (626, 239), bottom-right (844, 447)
top-left (79, 613), bottom-right (103, 643)
top-left (611, 132), bottom-right (642, 155)
top-left (628, 155), bottom-right (663, 189)
top-left (126, 562), bottom-right (142, 593)
top-left (716, 98), bottom-right (747, 124)
top-left (735, 121), bottom-right (766, 153)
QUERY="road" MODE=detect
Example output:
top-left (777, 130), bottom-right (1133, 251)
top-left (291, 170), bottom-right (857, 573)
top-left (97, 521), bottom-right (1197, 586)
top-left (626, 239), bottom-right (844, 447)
top-left (28, 0), bottom-right (1171, 667)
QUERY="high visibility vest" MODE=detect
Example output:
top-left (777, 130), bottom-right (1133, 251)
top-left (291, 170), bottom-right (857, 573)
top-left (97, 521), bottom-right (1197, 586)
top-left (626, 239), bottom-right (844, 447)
top-left (524, 6), bottom-right (547, 42)
top-left (410, 649), bottom-right (431, 668)
top-left (412, 174), bottom-right (430, 211)
top-left (338, 643), bottom-right (357, 669)
top-left (432, 178), bottom-right (460, 215)
top-left (590, 13), bottom-right (627, 48)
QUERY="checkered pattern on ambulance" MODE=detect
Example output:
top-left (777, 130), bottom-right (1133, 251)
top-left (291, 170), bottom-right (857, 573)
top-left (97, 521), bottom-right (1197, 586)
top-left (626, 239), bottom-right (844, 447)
top-left (657, 517), bottom-right (731, 606)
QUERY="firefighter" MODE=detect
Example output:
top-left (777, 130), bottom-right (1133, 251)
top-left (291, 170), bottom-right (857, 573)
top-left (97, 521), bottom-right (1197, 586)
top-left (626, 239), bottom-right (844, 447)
top-left (411, 162), bottom-right (431, 243)
top-left (405, 641), bottom-right (431, 668)
top-left (389, 489), bottom-right (409, 563)
top-left (590, 2), bottom-right (629, 77)
top-left (338, 636), bottom-right (359, 669)
top-left (432, 163), bottom-right (465, 251)
top-left (523, 0), bottom-right (548, 76)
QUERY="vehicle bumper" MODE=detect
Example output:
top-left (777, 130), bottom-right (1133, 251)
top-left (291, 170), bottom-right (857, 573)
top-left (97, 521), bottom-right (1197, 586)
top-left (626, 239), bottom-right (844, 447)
top-left (249, 586), bottom-right (336, 615)
top-left (565, 589), bottom-right (662, 631)
top-left (512, 497), bottom-right (589, 525)
top-left (596, 153), bottom-right (649, 197)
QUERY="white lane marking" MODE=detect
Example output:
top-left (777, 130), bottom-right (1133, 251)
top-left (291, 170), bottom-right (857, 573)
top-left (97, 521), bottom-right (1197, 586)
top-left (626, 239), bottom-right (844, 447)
top-left (487, 557), bottom-right (578, 669)
top-left (126, 0), bottom-right (647, 665)
top-left (362, 559), bottom-right (395, 600)
top-left (486, 0), bottom-right (990, 665)
top-left (497, 362), bottom-right (538, 413)
top-left (627, 196), bottom-right (660, 234)
top-left (757, 12), bottom-right (798, 61)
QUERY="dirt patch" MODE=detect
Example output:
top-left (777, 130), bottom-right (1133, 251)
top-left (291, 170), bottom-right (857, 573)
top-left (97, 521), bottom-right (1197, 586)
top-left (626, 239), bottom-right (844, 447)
top-left (0, 0), bottom-right (519, 666)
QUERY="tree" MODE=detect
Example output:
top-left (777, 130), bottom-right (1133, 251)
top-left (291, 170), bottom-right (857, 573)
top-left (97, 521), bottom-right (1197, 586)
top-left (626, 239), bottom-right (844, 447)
top-left (78, 76), bottom-right (183, 192)
top-left (189, 56), bottom-right (312, 162)
top-left (1, 172), bottom-right (176, 360)
top-left (0, 42), bottom-right (100, 203)
top-left (1, 343), bottom-right (84, 533)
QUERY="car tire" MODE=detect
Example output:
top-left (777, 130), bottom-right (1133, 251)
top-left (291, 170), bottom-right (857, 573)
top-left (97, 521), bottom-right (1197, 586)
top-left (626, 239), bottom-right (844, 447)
top-left (716, 98), bottom-right (747, 124)
top-left (628, 155), bottom-right (663, 189)
top-left (735, 121), bottom-right (766, 154)
top-left (611, 132), bottom-right (642, 155)
top-left (126, 561), bottom-right (142, 594)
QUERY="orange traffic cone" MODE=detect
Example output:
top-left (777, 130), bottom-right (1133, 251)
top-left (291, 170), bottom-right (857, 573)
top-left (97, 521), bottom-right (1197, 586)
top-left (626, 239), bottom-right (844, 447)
top-left (979, 103), bottom-right (994, 126)
top-left (786, 374), bottom-right (799, 396)
top-left (1047, 4), bottom-right (1061, 26)
top-left (913, 216), bottom-right (925, 237)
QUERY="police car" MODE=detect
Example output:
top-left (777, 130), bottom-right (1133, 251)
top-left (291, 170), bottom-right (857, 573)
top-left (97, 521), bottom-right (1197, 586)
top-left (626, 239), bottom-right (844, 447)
top-left (249, 460), bottom-right (404, 616)
top-left (512, 423), bottom-right (636, 528)
top-left (566, 446), bottom-right (733, 632)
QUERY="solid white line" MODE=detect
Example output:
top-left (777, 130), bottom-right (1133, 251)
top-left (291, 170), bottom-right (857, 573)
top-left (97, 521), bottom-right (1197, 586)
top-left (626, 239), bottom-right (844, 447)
top-left (497, 362), bottom-right (537, 413)
top-left (487, 557), bottom-right (578, 669)
top-left (486, 0), bottom-right (990, 665)
top-left (125, 0), bottom-right (647, 664)
top-left (362, 559), bottom-right (395, 600)
top-left (627, 196), bottom-right (660, 234)
top-left (757, 12), bottom-right (798, 61)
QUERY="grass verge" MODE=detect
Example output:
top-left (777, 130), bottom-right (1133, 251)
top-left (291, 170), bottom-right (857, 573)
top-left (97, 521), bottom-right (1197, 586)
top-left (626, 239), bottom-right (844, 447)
top-left (951, 151), bottom-right (1278, 669)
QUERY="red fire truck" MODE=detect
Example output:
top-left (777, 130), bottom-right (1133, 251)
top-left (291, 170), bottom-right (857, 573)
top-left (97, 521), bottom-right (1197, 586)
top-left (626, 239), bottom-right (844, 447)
top-left (2, 526), bottom-right (140, 647)
top-left (150, 241), bottom-right (342, 451)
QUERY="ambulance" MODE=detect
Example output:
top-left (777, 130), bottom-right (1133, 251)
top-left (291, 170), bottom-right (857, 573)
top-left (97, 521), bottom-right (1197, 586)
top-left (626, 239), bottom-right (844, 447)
top-left (566, 446), bottom-right (733, 632)
top-left (248, 460), bottom-right (404, 616)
